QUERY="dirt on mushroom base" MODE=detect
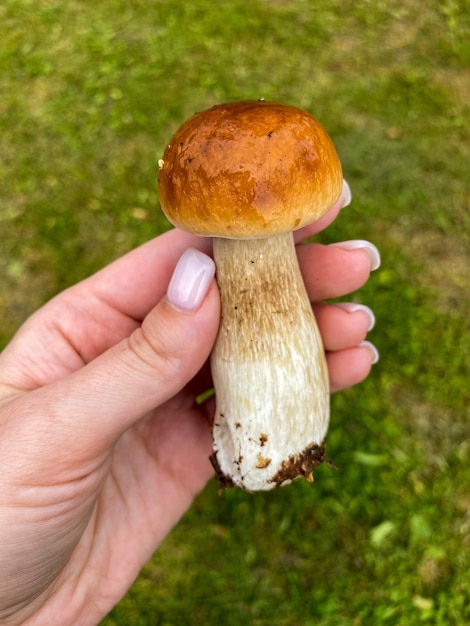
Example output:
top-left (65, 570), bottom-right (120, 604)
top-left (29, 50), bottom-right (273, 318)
top-left (210, 440), bottom-right (337, 491)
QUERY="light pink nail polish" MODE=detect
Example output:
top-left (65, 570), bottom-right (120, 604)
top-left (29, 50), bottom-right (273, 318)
top-left (340, 179), bottom-right (352, 208)
top-left (334, 302), bottom-right (376, 331)
top-left (329, 240), bottom-right (381, 271)
top-left (360, 340), bottom-right (380, 364)
top-left (167, 248), bottom-right (215, 312)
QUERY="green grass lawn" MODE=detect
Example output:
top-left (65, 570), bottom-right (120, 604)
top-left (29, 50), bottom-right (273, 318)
top-left (1, 1), bottom-right (469, 624)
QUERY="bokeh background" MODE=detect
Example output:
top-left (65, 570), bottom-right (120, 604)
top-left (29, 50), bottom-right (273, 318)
top-left (1, 1), bottom-right (469, 624)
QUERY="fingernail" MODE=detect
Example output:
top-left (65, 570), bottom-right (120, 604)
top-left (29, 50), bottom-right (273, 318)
top-left (167, 248), bottom-right (215, 313)
top-left (360, 340), bottom-right (380, 364)
top-left (340, 179), bottom-right (352, 209)
top-left (330, 240), bottom-right (381, 271)
top-left (334, 302), bottom-right (375, 331)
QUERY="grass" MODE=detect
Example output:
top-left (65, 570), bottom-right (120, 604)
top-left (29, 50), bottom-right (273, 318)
top-left (1, 0), bottom-right (469, 624)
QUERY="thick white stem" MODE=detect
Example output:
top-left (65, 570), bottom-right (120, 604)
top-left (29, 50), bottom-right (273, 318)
top-left (210, 232), bottom-right (330, 491)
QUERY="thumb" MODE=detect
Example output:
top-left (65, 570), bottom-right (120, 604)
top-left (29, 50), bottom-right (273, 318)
top-left (26, 248), bottom-right (219, 457)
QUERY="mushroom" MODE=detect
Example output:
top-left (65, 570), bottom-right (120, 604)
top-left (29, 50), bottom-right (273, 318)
top-left (158, 100), bottom-right (343, 491)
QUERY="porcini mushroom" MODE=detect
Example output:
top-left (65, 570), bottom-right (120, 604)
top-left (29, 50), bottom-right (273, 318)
top-left (158, 100), bottom-right (342, 491)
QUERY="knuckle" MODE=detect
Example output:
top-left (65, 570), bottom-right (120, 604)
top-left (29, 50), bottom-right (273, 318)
top-left (126, 323), bottom-right (182, 380)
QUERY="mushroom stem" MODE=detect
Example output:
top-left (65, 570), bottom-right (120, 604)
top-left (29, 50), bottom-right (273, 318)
top-left (210, 232), bottom-right (330, 491)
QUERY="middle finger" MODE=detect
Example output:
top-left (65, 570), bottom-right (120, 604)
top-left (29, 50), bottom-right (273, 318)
top-left (296, 241), bottom-right (379, 301)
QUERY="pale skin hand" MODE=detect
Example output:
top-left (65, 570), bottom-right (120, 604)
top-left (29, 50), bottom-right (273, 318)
top-left (0, 192), bottom-right (379, 625)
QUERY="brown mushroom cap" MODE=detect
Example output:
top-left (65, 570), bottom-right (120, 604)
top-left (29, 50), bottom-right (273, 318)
top-left (158, 100), bottom-right (342, 239)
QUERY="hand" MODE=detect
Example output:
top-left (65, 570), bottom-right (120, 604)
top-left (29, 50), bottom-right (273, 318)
top-left (0, 181), bottom-right (379, 625)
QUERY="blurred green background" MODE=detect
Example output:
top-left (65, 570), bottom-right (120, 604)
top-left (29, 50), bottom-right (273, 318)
top-left (1, 1), bottom-right (469, 624)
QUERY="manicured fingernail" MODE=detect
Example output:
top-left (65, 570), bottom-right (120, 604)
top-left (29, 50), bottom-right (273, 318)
top-left (330, 240), bottom-right (381, 271)
top-left (360, 340), bottom-right (380, 364)
top-left (334, 302), bottom-right (376, 331)
top-left (167, 248), bottom-right (215, 312)
top-left (340, 179), bottom-right (352, 209)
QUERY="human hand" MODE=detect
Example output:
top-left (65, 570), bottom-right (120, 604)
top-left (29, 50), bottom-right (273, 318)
top-left (0, 180), bottom-right (379, 625)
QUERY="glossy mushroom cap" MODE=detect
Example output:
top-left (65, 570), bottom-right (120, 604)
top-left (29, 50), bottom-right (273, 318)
top-left (158, 100), bottom-right (343, 239)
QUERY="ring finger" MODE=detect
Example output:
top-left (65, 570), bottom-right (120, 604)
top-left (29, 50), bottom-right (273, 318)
top-left (313, 302), bottom-right (375, 352)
